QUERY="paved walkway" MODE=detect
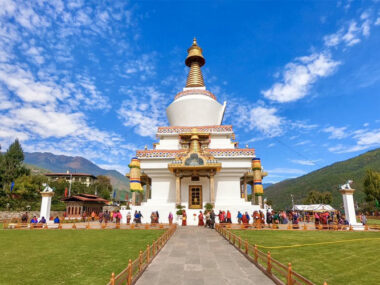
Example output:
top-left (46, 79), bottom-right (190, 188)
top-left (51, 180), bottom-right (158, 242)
top-left (136, 226), bottom-right (274, 285)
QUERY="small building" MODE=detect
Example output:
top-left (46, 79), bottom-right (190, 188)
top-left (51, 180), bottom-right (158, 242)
top-left (45, 172), bottom-right (97, 187)
top-left (62, 194), bottom-right (108, 218)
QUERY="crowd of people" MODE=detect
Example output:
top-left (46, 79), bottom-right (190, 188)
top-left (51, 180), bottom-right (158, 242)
top-left (17, 208), bottom-right (369, 227)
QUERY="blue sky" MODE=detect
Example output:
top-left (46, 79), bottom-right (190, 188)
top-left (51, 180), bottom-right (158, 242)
top-left (0, 0), bottom-right (380, 183)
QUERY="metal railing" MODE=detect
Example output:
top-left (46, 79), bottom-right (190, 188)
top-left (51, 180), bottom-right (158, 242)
top-left (2, 221), bottom-right (174, 230)
top-left (215, 224), bottom-right (327, 285)
top-left (108, 224), bottom-right (177, 285)
top-left (217, 221), bottom-right (380, 231)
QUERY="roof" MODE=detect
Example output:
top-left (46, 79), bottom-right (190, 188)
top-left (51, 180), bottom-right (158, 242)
top-left (62, 193), bottom-right (108, 203)
top-left (293, 204), bottom-right (335, 212)
top-left (45, 173), bottom-right (97, 179)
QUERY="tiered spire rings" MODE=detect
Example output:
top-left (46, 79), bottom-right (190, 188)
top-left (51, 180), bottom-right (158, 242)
top-left (185, 38), bottom-right (205, 88)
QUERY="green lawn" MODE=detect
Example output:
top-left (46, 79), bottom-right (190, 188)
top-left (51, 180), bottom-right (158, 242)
top-left (367, 218), bottom-right (380, 225)
top-left (0, 229), bottom-right (165, 285)
top-left (232, 230), bottom-right (380, 285)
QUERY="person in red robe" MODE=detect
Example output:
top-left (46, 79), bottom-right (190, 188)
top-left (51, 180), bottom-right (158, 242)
top-left (242, 213), bottom-right (248, 224)
top-left (198, 211), bottom-right (204, 226)
top-left (182, 210), bottom-right (187, 226)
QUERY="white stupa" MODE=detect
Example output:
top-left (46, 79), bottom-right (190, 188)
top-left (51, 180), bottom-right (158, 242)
top-left (128, 39), bottom-right (267, 225)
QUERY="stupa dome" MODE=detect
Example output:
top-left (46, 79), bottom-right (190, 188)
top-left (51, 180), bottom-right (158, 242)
top-left (166, 38), bottom-right (226, 127)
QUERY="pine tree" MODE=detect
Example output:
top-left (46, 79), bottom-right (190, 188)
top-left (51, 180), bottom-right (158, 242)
top-left (2, 139), bottom-right (30, 190)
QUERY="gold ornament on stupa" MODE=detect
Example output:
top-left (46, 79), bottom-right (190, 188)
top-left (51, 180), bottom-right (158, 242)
top-left (185, 38), bottom-right (205, 88)
top-left (252, 158), bottom-right (264, 196)
top-left (128, 157), bottom-right (143, 192)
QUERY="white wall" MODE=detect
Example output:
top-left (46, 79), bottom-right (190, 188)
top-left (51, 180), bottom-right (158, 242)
top-left (149, 176), bottom-right (176, 204)
top-left (154, 137), bottom-right (180, 150)
top-left (209, 135), bottom-right (235, 149)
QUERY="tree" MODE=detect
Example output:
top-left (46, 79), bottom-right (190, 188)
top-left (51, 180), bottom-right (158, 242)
top-left (1, 139), bottom-right (30, 190)
top-left (363, 169), bottom-right (380, 202)
top-left (91, 175), bottom-right (112, 199)
top-left (304, 190), bottom-right (333, 204)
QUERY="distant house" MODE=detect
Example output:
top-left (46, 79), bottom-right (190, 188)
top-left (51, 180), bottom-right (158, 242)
top-left (62, 193), bottom-right (108, 218)
top-left (45, 171), bottom-right (97, 187)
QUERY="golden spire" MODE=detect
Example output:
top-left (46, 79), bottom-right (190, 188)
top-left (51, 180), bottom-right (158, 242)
top-left (185, 38), bottom-right (205, 88)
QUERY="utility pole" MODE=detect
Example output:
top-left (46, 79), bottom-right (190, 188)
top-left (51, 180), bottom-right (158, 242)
top-left (291, 194), bottom-right (295, 210)
top-left (68, 172), bottom-right (72, 197)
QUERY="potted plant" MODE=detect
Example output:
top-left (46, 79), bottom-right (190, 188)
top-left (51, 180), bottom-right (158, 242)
top-left (176, 204), bottom-right (185, 223)
top-left (204, 202), bottom-right (213, 214)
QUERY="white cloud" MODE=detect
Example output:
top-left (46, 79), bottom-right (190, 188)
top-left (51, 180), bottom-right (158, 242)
top-left (323, 126), bottom-right (348, 139)
top-left (295, 140), bottom-right (310, 146)
top-left (328, 128), bottom-right (380, 153)
top-left (262, 53), bottom-right (340, 103)
top-left (0, 0), bottom-right (141, 171)
top-left (118, 86), bottom-right (168, 137)
top-left (248, 106), bottom-right (283, 137)
top-left (291, 159), bottom-right (320, 166)
top-left (324, 12), bottom-right (373, 48)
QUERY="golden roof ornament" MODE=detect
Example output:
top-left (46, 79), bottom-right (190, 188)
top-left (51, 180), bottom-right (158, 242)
top-left (185, 37), bottom-right (205, 88)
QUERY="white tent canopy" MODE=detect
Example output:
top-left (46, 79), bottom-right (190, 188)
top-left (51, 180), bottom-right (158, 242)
top-left (292, 204), bottom-right (335, 212)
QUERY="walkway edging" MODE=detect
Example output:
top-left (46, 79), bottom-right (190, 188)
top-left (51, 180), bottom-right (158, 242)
top-left (108, 225), bottom-right (177, 285)
top-left (215, 224), bottom-right (322, 285)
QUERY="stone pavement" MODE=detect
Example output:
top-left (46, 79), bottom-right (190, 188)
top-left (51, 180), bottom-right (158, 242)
top-left (136, 226), bottom-right (274, 285)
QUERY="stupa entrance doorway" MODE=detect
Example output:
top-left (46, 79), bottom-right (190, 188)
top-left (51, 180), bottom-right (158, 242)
top-left (189, 185), bottom-right (202, 209)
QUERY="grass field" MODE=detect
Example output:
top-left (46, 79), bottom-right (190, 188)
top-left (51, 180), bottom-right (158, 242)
top-left (367, 218), bottom-right (380, 225)
top-left (232, 230), bottom-right (380, 285)
top-left (0, 229), bottom-right (165, 285)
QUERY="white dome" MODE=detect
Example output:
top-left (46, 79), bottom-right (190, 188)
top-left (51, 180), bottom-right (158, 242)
top-left (166, 89), bottom-right (226, 127)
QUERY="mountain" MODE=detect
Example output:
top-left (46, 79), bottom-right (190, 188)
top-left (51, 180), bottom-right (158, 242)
top-left (264, 148), bottom-right (380, 210)
top-left (24, 152), bottom-right (130, 192)
top-left (263, 183), bottom-right (273, 189)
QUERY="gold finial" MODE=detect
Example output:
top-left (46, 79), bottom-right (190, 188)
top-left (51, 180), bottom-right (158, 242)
top-left (185, 38), bottom-right (205, 87)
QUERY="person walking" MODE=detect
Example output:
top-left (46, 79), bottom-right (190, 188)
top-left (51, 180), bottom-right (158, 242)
top-left (210, 210), bottom-right (215, 229)
top-left (237, 211), bottom-right (242, 224)
top-left (360, 213), bottom-right (367, 225)
top-left (156, 211), bottom-right (160, 223)
top-left (198, 211), bottom-right (204, 226)
top-left (168, 212), bottom-right (173, 225)
top-left (226, 210), bottom-right (232, 223)
top-left (182, 210), bottom-right (187, 226)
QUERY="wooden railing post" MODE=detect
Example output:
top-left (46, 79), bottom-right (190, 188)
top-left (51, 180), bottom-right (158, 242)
top-left (147, 244), bottom-right (150, 263)
top-left (139, 250), bottom-right (142, 272)
top-left (127, 259), bottom-right (132, 285)
top-left (245, 240), bottom-right (248, 254)
top-left (110, 272), bottom-right (115, 285)
top-left (287, 263), bottom-right (292, 285)
top-left (228, 231), bottom-right (231, 241)
top-left (238, 237), bottom-right (241, 249)
top-left (267, 252), bottom-right (272, 274)
top-left (254, 245), bottom-right (258, 263)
